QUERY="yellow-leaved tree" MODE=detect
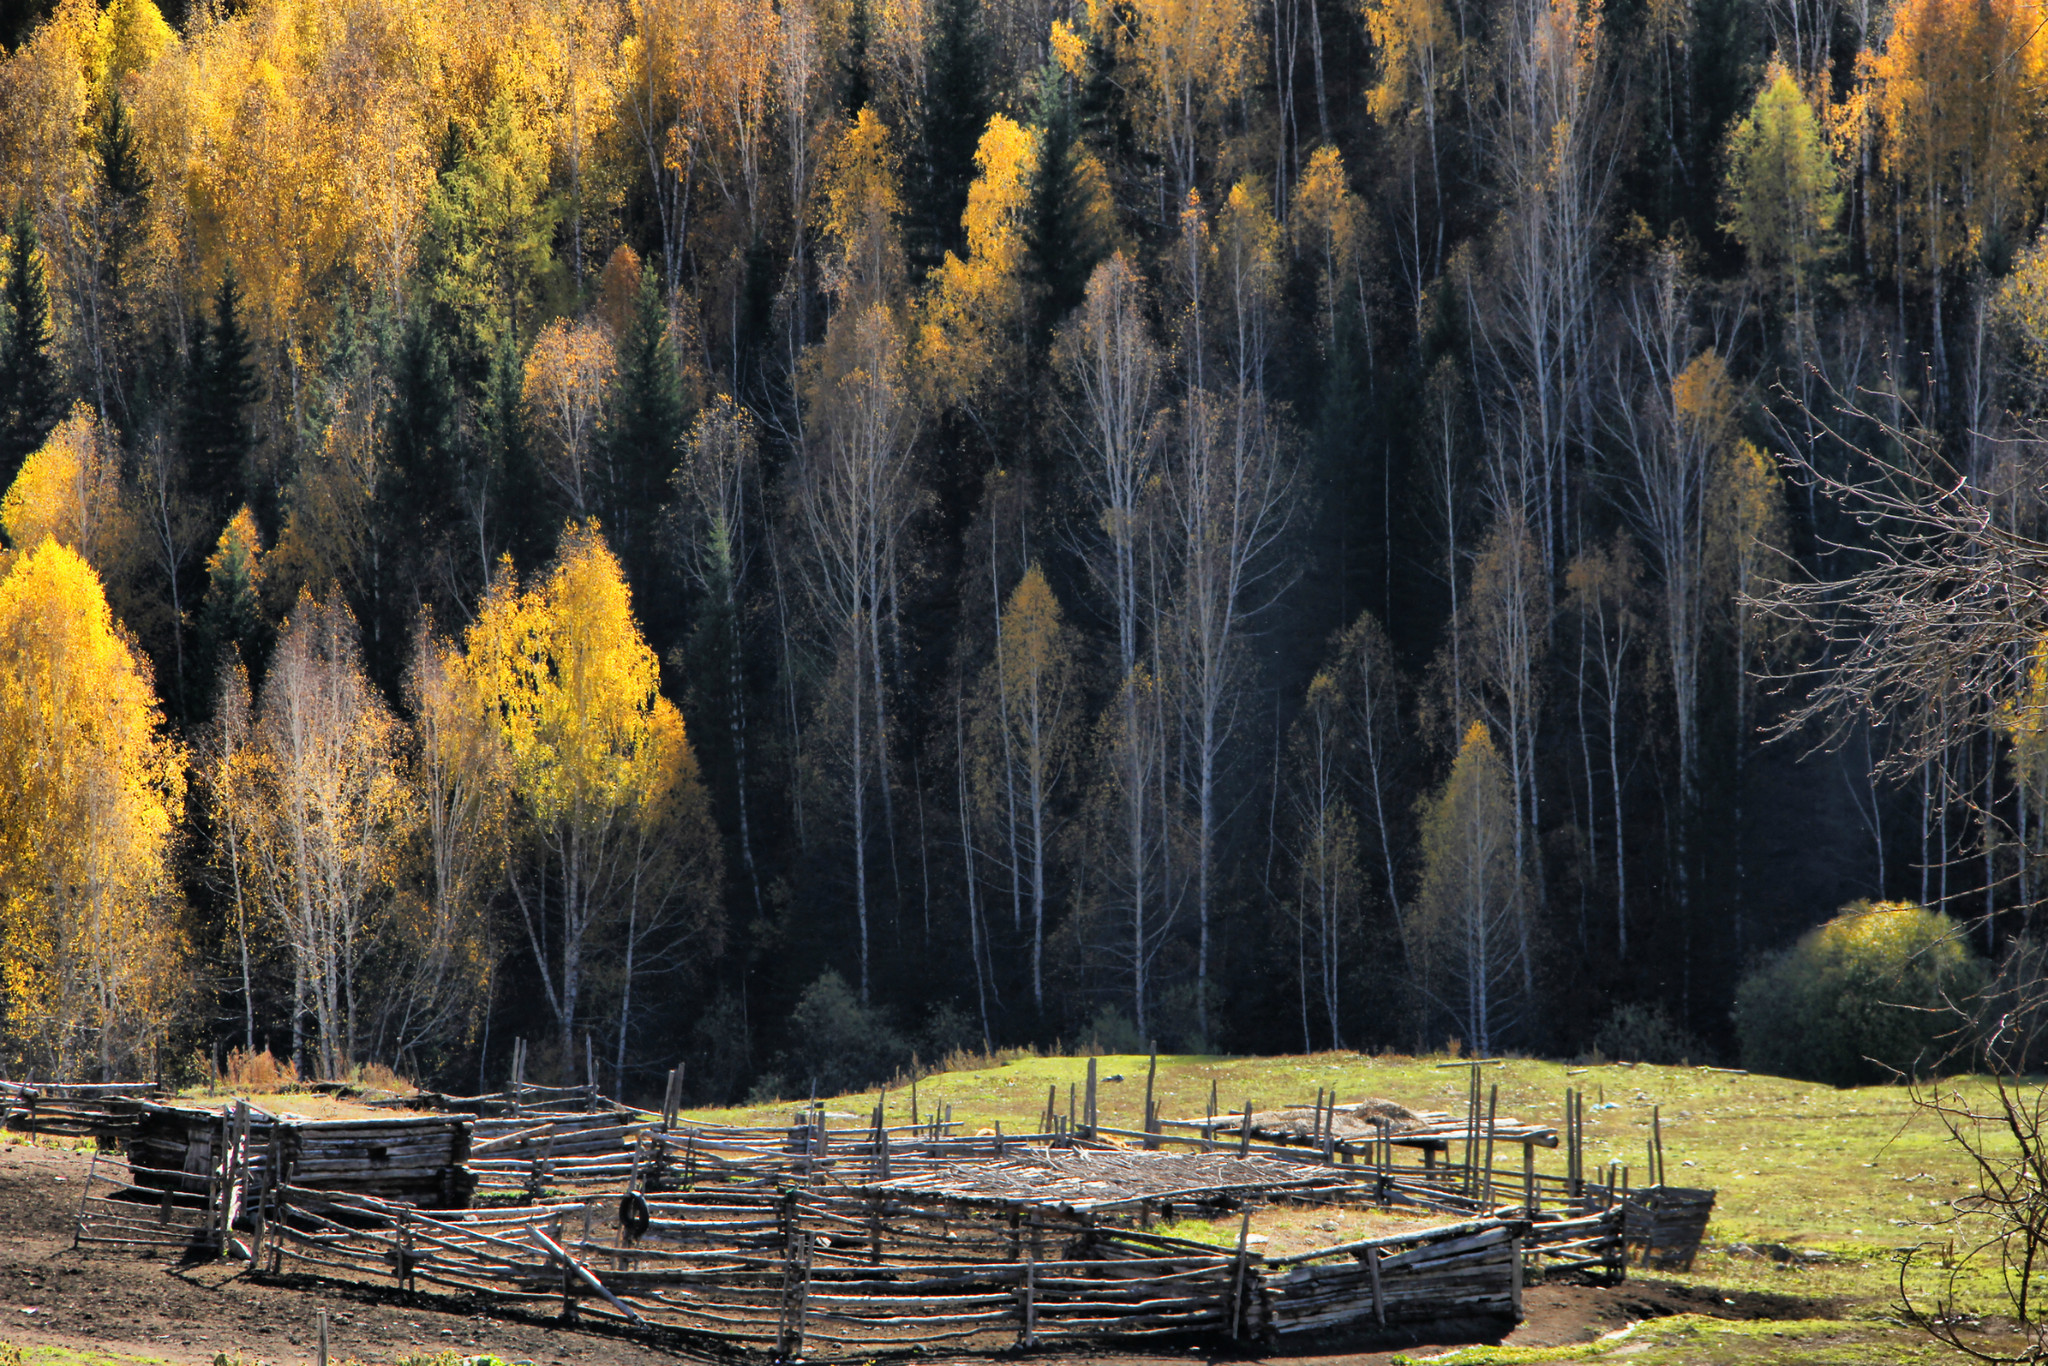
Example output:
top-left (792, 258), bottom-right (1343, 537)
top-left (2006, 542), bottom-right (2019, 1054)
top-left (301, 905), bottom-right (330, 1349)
top-left (1413, 721), bottom-right (1524, 1055)
top-left (1, 403), bottom-right (139, 579)
top-left (0, 539), bottom-right (187, 1078)
top-left (1114, 0), bottom-right (1258, 211)
top-left (1290, 146), bottom-right (1369, 356)
top-left (460, 524), bottom-right (723, 1081)
top-left (920, 114), bottom-right (1040, 410)
top-left (817, 107), bottom-right (907, 313)
top-left (1869, 0), bottom-right (2044, 385)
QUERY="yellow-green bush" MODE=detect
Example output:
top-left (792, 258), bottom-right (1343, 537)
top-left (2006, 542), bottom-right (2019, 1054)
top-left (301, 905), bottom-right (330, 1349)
top-left (1734, 901), bottom-right (1986, 1085)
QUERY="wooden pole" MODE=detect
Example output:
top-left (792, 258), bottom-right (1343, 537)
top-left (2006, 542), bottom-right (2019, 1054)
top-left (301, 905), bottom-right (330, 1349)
top-left (317, 1307), bottom-right (329, 1366)
top-left (1482, 1084), bottom-right (1498, 1207)
top-left (1239, 1101), bottom-right (1252, 1157)
top-left (1084, 1057), bottom-right (1098, 1137)
top-left (1205, 1079), bottom-right (1218, 1151)
top-left (1143, 1044), bottom-right (1158, 1151)
top-left (1652, 1105), bottom-right (1666, 1187)
top-left (1019, 1207), bottom-right (1039, 1346)
top-left (1523, 1140), bottom-right (1536, 1213)
top-left (1229, 1210), bottom-right (1253, 1339)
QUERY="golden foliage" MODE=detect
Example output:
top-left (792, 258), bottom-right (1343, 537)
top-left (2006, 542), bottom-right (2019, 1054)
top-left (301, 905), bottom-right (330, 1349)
top-left (1869, 0), bottom-right (2044, 279)
top-left (1115, 0), bottom-right (1258, 196)
top-left (1291, 146), bottom-right (1368, 353)
top-left (1, 404), bottom-right (133, 570)
top-left (818, 108), bottom-right (907, 309)
top-left (462, 524), bottom-right (709, 845)
top-left (1358, 0), bottom-right (1452, 125)
top-left (919, 114), bottom-right (1040, 407)
top-left (0, 539), bottom-right (187, 1077)
top-left (524, 317), bottom-right (617, 515)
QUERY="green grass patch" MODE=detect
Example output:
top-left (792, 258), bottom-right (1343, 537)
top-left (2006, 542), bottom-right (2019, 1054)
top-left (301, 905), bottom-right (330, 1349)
top-left (686, 1051), bottom-right (2027, 1319)
top-left (1393, 1314), bottom-right (2001, 1364)
top-left (0, 1343), bottom-right (172, 1366)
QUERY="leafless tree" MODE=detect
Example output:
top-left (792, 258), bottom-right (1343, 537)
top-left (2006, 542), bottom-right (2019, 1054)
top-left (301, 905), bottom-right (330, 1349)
top-left (1474, 0), bottom-right (1625, 584)
top-left (1056, 256), bottom-right (1171, 1032)
top-left (788, 304), bottom-right (922, 1000)
top-left (673, 396), bottom-right (767, 916)
top-left (1159, 389), bottom-right (1296, 1034)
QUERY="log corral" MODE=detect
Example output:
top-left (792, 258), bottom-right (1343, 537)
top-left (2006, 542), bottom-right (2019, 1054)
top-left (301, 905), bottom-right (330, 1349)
top-left (50, 1070), bottom-right (1707, 1353)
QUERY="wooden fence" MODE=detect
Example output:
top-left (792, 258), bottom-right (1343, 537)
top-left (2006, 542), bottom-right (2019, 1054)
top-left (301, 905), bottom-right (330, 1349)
top-left (248, 1177), bottom-right (1604, 1350)
top-left (1, 1081), bottom-right (159, 1143)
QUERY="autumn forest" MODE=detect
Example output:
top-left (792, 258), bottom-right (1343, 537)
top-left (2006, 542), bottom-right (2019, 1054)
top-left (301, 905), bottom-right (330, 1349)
top-left (0, 0), bottom-right (2035, 1095)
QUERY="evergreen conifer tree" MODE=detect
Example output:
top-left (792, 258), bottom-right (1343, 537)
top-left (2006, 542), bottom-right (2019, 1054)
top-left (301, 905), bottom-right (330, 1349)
top-left (0, 200), bottom-right (61, 490)
top-left (606, 268), bottom-right (686, 569)
top-left (844, 0), bottom-right (872, 116)
top-left (915, 0), bottom-right (989, 271)
top-left (1027, 65), bottom-right (1109, 341)
top-left (385, 310), bottom-right (457, 537)
top-left (180, 264), bottom-right (262, 526)
top-left (484, 330), bottom-right (548, 572)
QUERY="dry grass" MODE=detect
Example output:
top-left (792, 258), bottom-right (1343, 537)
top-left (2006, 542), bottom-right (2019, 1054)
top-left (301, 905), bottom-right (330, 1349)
top-left (221, 1049), bottom-right (297, 1092)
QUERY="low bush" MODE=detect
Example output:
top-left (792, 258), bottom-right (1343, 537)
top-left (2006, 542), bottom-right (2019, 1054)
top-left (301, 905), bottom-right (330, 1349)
top-left (1591, 1002), bottom-right (1701, 1065)
top-left (1734, 900), bottom-right (1987, 1085)
top-left (223, 1046), bottom-right (299, 1091)
top-left (777, 970), bottom-right (909, 1097)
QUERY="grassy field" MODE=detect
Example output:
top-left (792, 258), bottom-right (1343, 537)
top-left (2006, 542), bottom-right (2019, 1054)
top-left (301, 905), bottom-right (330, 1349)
top-left (686, 1051), bottom-right (2020, 1359)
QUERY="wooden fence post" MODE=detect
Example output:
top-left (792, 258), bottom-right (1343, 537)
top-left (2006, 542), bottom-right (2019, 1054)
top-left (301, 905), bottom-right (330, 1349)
top-left (1482, 1084), bottom-right (1498, 1208)
top-left (1142, 1045), bottom-right (1158, 1151)
top-left (1366, 1243), bottom-right (1385, 1326)
top-left (1084, 1057), bottom-right (1098, 1138)
top-left (1229, 1210), bottom-right (1252, 1339)
top-left (1017, 1207), bottom-right (1039, 1347)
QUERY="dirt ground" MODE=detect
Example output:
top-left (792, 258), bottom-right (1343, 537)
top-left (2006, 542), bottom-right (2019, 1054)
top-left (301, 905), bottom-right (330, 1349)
top-left (0, 1143), bottom-right (1822, 1366)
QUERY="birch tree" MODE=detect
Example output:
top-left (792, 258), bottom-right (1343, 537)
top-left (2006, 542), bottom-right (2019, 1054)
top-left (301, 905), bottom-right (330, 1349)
top-left (673, 395), bottom-right (765, 914)
top-left (1609, 255), bottom-right (1734, 911)
top-left (791, 304), bottom-right (921, 1001)
top-left (0, 538), bottom-right (187, 1080)
top-left (1414, 721), bottom-right (1525, 1054)
top-left (247, 590), bottom-right (409, 1079)
top-left (973, 563), bottom-right (1078, 1009)
top-left (1159, 387), bottom-right (1295, 1035)
top-left (1056, 255), bottom-right (1166, 1029)
top-left (462, 525), bottom-right (723, 1075)
top-left (1287, 669), bottom-right (1359, 1052)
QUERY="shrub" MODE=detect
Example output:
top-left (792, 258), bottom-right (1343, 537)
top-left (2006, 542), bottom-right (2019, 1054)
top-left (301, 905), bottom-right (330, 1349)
top-left (1734, 900), bottom-right (1987, 1085)
top-left (223, 1046), bottom-right (299, 1091)
top-left (1082, 1006), bottom-right (1145, 1055)
top-left (778, 970), bottom-right (908, 1097)
top-left (1591, 1003), bottom-right (1700, 1065)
